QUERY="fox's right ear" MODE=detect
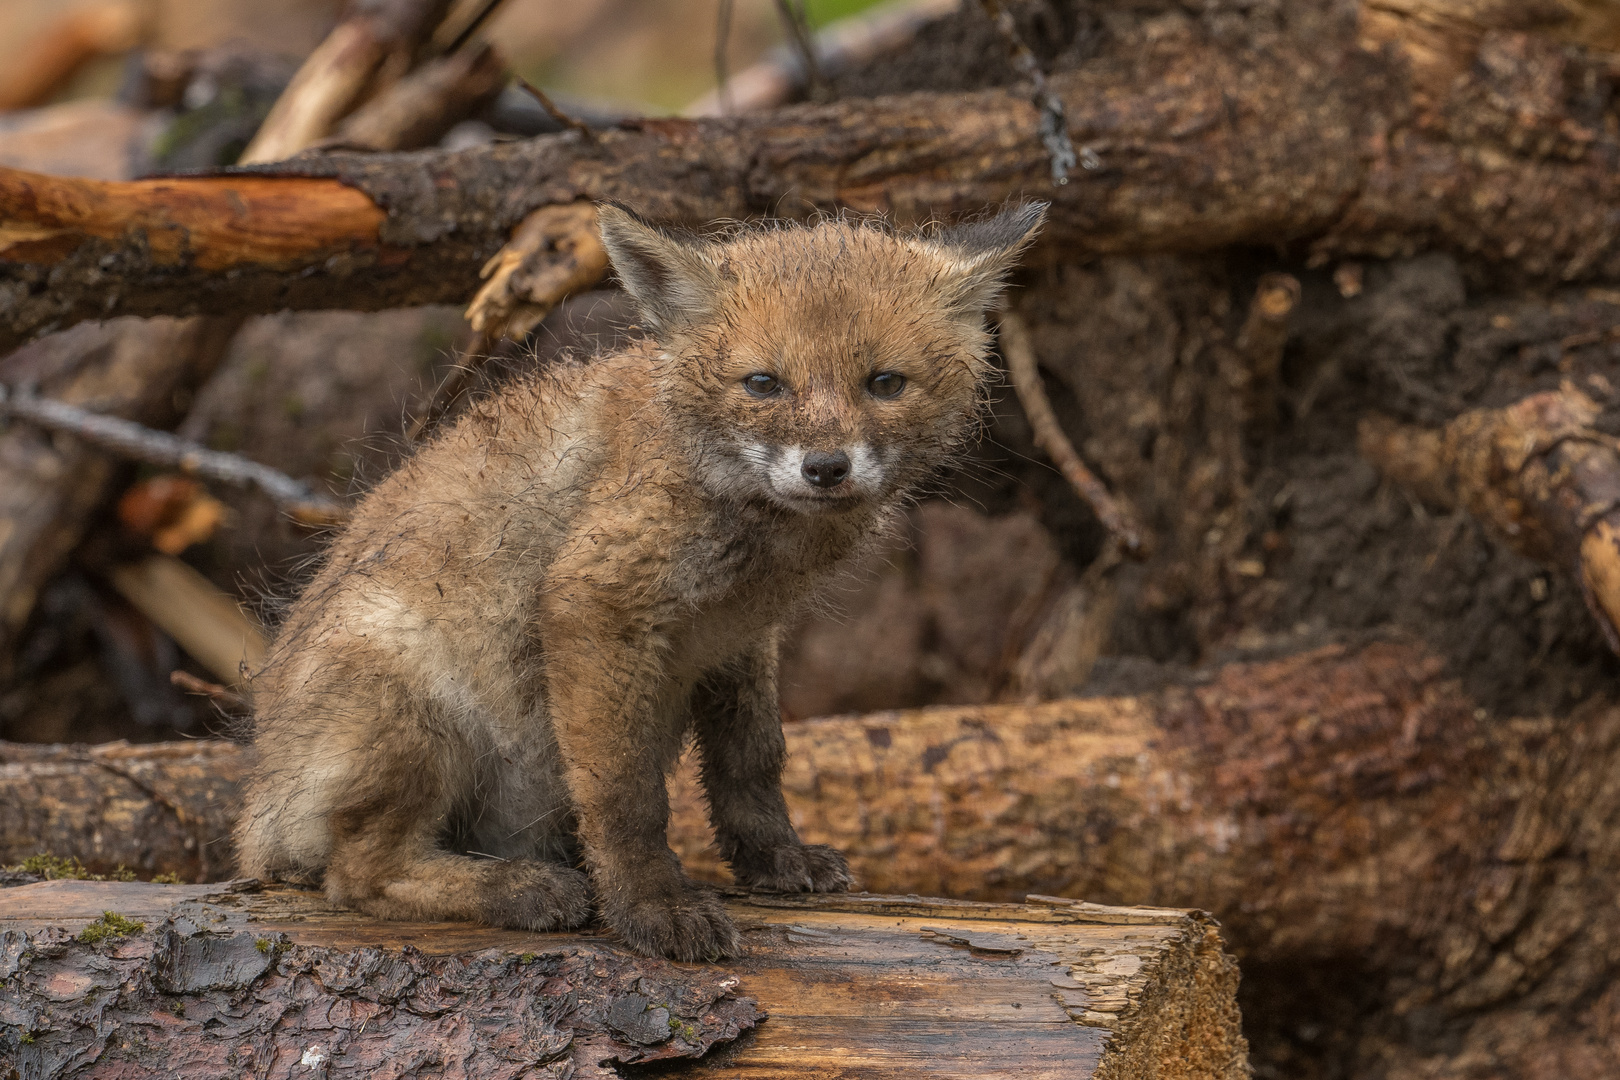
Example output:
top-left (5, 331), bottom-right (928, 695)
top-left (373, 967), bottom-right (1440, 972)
top-left (597, 204), bottom-right (720, 336)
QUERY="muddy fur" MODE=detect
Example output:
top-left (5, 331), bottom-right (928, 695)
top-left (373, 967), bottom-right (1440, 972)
top-left (235, 203), bottom-right (1044, 960)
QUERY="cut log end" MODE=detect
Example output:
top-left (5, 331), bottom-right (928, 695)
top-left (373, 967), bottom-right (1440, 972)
top-left (0, 880), bottom-right (1247, 1079)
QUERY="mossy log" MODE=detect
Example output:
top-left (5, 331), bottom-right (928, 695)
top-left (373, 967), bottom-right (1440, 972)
top-left (0, 879), bottom-right (1245, 1079)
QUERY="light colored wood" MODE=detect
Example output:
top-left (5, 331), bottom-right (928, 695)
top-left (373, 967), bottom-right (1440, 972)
top-left (0, 880), bottom-right (1246, 1079)
top-left (0, 165), bottom-right (387, 271)
top-left (106, 554), bottom-right (267, 685)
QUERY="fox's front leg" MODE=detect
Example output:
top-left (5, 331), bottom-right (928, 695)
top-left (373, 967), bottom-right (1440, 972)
top-left (691, 638), bottom-right (854, 894)
top-left (543, 619), bottom-right (741, 961)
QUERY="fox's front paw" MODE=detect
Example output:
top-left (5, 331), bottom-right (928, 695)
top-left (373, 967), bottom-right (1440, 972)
top-left (732, 843), bottom-right (854, 893)
top-left (604, 875), bottom-right (742, 961)
top-left (480, 860), bottom-right (593, 932)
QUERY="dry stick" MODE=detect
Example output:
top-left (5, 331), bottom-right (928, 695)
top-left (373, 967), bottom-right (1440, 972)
top-left (405, 328), bottom-right (496, 442)
top-left (0, 385), bottom-right (347, 527)
top-left (999, 312), bottom-right (1146, 557)
top-left (169, 670), bottom-right (250, 713)
top-left (1234, 272), bottom-right (1301, 428)
top-left (771, 0), bottom-right (824, 99)
top-left (514, 76), bottom-right (596, 143)
top-left (714, 0), bottom-right (736, 115)
top-left (976, 0), bottom-right (1081, 184)
top-left (441, 0), bottom-right (509, 55)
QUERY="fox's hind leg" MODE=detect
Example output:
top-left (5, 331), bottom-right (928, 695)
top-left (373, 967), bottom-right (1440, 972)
top-left (261, 679), bottom-right (590, 931)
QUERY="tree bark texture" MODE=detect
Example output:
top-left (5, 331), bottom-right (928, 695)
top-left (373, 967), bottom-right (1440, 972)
top-left (5, 642), bottom-right (1619, 1076)
top-left (4, 0), bottom-right (1620, 353)
top-left (0, 880), bottom-right (1244, 1080)
top-left (1360, 387), bottom-right (1620, 654)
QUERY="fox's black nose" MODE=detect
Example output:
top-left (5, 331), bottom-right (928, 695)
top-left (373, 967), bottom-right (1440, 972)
top-left (801, 450), bottom-right (851, 488)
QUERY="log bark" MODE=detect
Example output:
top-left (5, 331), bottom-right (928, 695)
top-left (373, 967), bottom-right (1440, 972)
top-left (0, 880), bottom-right (1245, 1079)
top-left (5, 642), bottom-right (1619, 1075)
top-left (1360, 387), bottom-right (1620, 654)
top-left (4, 0), bottom-right (1620, 352)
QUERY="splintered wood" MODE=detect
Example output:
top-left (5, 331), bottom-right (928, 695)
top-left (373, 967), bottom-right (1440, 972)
top-left (0, 881), bottom-right (1246, 1079)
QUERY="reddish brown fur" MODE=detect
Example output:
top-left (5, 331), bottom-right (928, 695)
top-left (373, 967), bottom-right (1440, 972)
top-left (235, 203), bottom-right (1044, 959)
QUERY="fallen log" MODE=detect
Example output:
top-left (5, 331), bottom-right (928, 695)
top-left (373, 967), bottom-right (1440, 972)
top-left (0, 879), bottom-right (1245, 1079)
top-left (5, 642), bottom-right (1618, 1075)
top-left (1359, 387), bottom-right (1620, 654)
top-left (4, 0), bottom-right (1620, 352)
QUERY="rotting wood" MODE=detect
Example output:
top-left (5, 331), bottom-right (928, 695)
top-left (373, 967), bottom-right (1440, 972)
top-left (1359, 386), bottom-right (1620, 653)
top-left (0, 740), bottom-right (246, 884)
top-left (0, 879), bottom-right (1246, 1080)
top-left (6, 0), bottom-right (1620, 352)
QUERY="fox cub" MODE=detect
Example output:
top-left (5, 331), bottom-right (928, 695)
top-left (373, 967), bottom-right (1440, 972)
top-left (235, 201), bottom-right (1046, 960)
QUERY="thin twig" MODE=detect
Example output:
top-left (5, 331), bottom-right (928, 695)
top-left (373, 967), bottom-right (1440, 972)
top-left (999, 312), bottom-right (1147, 557)
top-left (0, 384), bottom-right (347, 526)
top-left (515, 76), bottom-right (596, 143)
top-left (976, 0), bottom-right (1083, 184)
top-left (406, 328), bottom-right (496, 442)
top-left (714, 0), bottom-right (735, 115)
top-left (771, 0), bottom-right (824, 100)
top-left (170, 670), bottom-right (249, 713)
top-left (443, 0), bottom-right (510, 55)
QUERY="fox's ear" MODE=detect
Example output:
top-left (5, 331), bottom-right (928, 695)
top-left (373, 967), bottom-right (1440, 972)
top-left (597, 204), bottom-right (720, 335)
top-left (925, 201), bottom-right (1047, 320)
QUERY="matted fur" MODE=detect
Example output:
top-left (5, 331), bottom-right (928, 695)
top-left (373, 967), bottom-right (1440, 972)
top-left (236, 202), bottom-right (1045, 960)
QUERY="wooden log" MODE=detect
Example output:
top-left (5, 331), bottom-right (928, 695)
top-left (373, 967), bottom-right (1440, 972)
top-left (4, 0), bottom-right (1620, 352)
top-left (0, 879), bottom-right (1246, 1079)
top-left (6, 641), bottom-right (1618, 1074)
top-left (1359, 387), bottom-right (1620, 653)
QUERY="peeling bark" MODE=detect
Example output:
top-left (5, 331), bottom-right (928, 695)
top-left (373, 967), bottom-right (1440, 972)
top-left (0, 881), bottom-right (1243, 1079)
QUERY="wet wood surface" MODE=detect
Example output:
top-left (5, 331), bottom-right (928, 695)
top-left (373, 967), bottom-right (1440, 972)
top-left (0, 880), bottom-right (1244, 1079)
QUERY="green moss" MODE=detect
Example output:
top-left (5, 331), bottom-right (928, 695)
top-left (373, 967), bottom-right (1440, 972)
top-left (255, 938), bottom-right (273, 954)
top-left (11, 853), bottom-right (91, 880)
top-left (151, 872), bottom-right (183, 885)
top-left (8, 854), bottom-right (142, 883)
top-left (78, 911), bottom-right (146, 945)
top-left (19, 1032), bottom-right (33, 1045)
top-left (518, 953), bottom-right (537, 964)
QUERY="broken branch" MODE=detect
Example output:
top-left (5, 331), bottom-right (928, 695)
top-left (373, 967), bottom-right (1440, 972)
top-left (6, 11), bottom-right (1620, 349)
top-left (0, 384), bottom-right (348, 526)
top-left (1000, 311), bottom-right (1146, 556)
top-left (1360, 388), bottom-right (1620, 653)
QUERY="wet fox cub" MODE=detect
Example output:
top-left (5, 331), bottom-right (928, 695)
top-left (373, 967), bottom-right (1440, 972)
top-left (236, 201), bottom-right (1046, 960)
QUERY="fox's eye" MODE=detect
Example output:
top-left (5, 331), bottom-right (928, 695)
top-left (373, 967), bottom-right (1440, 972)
top-left (868, 372), bottom-right (906, 399)
top-left (744, 373), bottom-right (780, 397)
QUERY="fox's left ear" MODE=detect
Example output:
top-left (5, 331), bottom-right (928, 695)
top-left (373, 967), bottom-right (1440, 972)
top-left (924, 201), bottom-right (1047, 321)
